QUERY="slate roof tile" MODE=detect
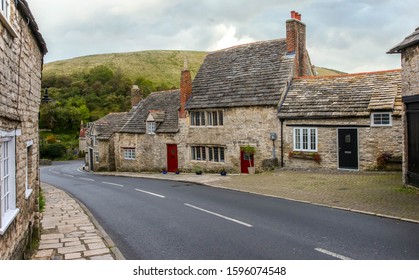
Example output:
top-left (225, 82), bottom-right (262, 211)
top-left (94, 112), bottom-right (127, 140)
top-left (186, 39), bottom-right (294, 109)
top-left (119, 90), bottom-right (180, 134)
top-left (278, 70), bottom-right (402, 119)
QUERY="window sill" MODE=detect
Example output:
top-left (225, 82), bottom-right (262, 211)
top-left (0, 208), bottom-right (20, 235)
top-left (0, 12), bottom-right (18, 38)
top-left (25, 188), bottom-right (33, 200)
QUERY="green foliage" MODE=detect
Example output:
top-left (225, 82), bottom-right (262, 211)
top-left (40, 143), bottom-right (67, 159)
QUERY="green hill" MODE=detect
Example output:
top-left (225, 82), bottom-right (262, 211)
top-left (43, 50), bottom-right (209, 88)
top-left (43, 50), bottom-right (344, 89)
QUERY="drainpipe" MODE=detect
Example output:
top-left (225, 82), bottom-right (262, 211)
top-left (280, 119), bottom-right (284, 167)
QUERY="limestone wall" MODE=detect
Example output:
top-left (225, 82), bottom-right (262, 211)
top-left (282, 117), bottom-right (402, 170)
top-left (185, 106), bottom-right (280, 173)
top-left (0, 2), bottom-right (43, 259)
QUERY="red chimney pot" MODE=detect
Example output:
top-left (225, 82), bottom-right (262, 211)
top-left (291, 11), bottom-right (296, 19)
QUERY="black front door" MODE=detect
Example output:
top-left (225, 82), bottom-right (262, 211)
top-left (338, 129), bottom-right (358, 170)
top-left (405, 97), bottom-right (419, 186)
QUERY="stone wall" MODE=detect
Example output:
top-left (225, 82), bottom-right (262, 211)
top-left (185, 106), bottom-right (280, 173)
top-left (282, 117), bottom-right (402, 170)
top-left (0, 2), bottom-right (43, 259)
top-left (401, 45), bottom-right (419, 98)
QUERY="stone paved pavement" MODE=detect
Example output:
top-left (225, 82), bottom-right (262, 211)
top-left (32, 183), bottom-right (124, 260)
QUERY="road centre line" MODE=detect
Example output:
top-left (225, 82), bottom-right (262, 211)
top-left (184, 203), bottom-right (253, 228)
top-left (314, 248), bottom-right (352, 260)
top-left (102, 182), bottom-right (124, 188)
top-left (63, 174), bottom-right (74, 178)
top-left (135, 188), bottom-right (165, 198)
top-left (80, 177), bottom-right (95, 181)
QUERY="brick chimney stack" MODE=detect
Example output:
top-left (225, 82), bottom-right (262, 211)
top-left (286, 10), bottom-right (309, 77)
top-left (179, 58), bottom-right (192, 118)
top-left (131, 85), bottom-right (142, 108)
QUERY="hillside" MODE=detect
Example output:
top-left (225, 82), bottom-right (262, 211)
top-left (43, 50), bottom-right (208, 88)
top-left (43, 50), bottom-right (344, 88)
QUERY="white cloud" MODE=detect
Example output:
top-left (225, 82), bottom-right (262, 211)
top-left (208, 24), bottom-right (255, 51)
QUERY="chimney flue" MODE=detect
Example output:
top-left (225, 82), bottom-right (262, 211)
top-left (291, 11), bottom-right (296, 19)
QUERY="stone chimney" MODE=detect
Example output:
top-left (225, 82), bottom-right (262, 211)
top-left (179, 58), bottom-right (192, 118)
top-left (286, 11), bottom-right (309, 77)
top-left (131, 85), bottom-right (142, 108)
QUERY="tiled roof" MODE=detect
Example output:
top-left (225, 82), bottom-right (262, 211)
top-left (388, 27), bottom-right (419, 53)
top-left (94, 112), bottom-right (127, 140)
top-left (186, 39), bottom-right (294, 109)
top-left (119, 90), bottom-right (180, 134)
top-left (278, 70), bottom-right (402, 119)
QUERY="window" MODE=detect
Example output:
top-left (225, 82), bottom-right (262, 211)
top-left (371, 113), bottom-right (392, 126)
top-left (192, 146), bottom-right (225, 162)
top-left (191, 110), bottom-right (223, 127)
top-left (1, 134), bottom-right (18, 235)
top-left (123, 148), bottom-right (135, 160)
top-left (147, 121), bottom-right (156, 134)
top-left (191, 146), bottom-right (206, 161)
top-left (293, 128), bottom-right (317, 152)
top-left (208, 147), bottom-right (225, 162)
top-left (1, 0), bottom-right (10, 20)
top-left (25, 141), bottom-right (34, 199)
top-left (94, 152), bottom-right (99, 163)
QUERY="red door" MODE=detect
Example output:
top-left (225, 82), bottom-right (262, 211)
top-left (240, 150), bottom-right (254, 174)
top-left (167, 144), bottom-right (178, 172)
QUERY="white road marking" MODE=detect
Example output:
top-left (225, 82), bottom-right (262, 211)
top-left (102, 182), bottom-right (124, 188)
top-left (63, 174), bottom-right (74, 178)
top-left (314, 248), bottom-right (352, 260)
top-left (135, 188), bottom-right (165, 198)
top-left (184, 203), bottom-right (253, 228)
top-left (80, 178), bottom-right (95, 182)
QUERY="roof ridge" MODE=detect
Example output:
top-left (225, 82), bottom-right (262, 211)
top-left (208, 38), bottom-right (285, 54)
top-left (296, 69), bottom-right (401, 80)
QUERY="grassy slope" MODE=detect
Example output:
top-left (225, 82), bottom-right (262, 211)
top-left (43, 50), bottom-right (209, 88)
top-left (43, 50), bottom-right (344, 88)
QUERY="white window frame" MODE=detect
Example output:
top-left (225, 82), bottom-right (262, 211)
top-left (1, 0), bottom-right (10, 20)
top-left (123, 148), bottom-right (136, 160)
top-left (371, 112), bottom-right (392, 127)
top-left (191, 146), bottom-right (206, 161)
top-left (1, 132), bottom-right (19, 235)
top-left (293, 127), bottom-right (318, 152)
top-left (25, 140), bottom-right (34, 199)
top-left (146, 121), bottom-right (156, 134)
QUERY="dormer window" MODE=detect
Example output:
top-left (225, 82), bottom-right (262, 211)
top-left (371, 113), bottom-right (392, 127)
top-left (147, 121), bottom-right (156, 134)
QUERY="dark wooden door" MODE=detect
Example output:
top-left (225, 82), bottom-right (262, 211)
top-left (89, 148), bottom-right (94, 171)
top-left (240, 150), bottom-right (254, 174)
top-left (406, 99), bottom-right (419, 186)
top-left (167, 144), bottom-right (178, 172)
top-left (338, 129), bottom-right (358, 170)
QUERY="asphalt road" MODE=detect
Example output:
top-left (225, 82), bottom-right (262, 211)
top-left (40, 161), bottom-right (419, 260)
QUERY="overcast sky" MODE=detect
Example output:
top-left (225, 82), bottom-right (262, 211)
top-left (29, 0), bottom-right (418, 73)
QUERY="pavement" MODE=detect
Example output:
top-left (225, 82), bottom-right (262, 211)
top-left (32, 168), bottom-right (419, 260)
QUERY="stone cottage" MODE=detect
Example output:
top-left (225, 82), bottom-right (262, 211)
top-left (278, 70), bottom-right (402, 171)
top-left (388, 27), bottom-right (419, 187)
top-left (115, 89), bottom-right (185, 172)
top-left (184, 11), bottom-right (313, 173)
top-left (85, 112), bottom-right (127, 172)
top-left (0, 0), bottom-right (47, 259)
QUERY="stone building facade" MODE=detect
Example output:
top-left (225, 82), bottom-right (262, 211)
top-left (279, 71), bottom-right (403, 171)
top-left (388, 27), bottom-right (419, 187)
top-left (0, 0), bottom-right (47, 259)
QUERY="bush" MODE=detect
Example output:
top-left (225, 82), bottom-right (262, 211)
top-left (40, 143), bottom-right (67, 159)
